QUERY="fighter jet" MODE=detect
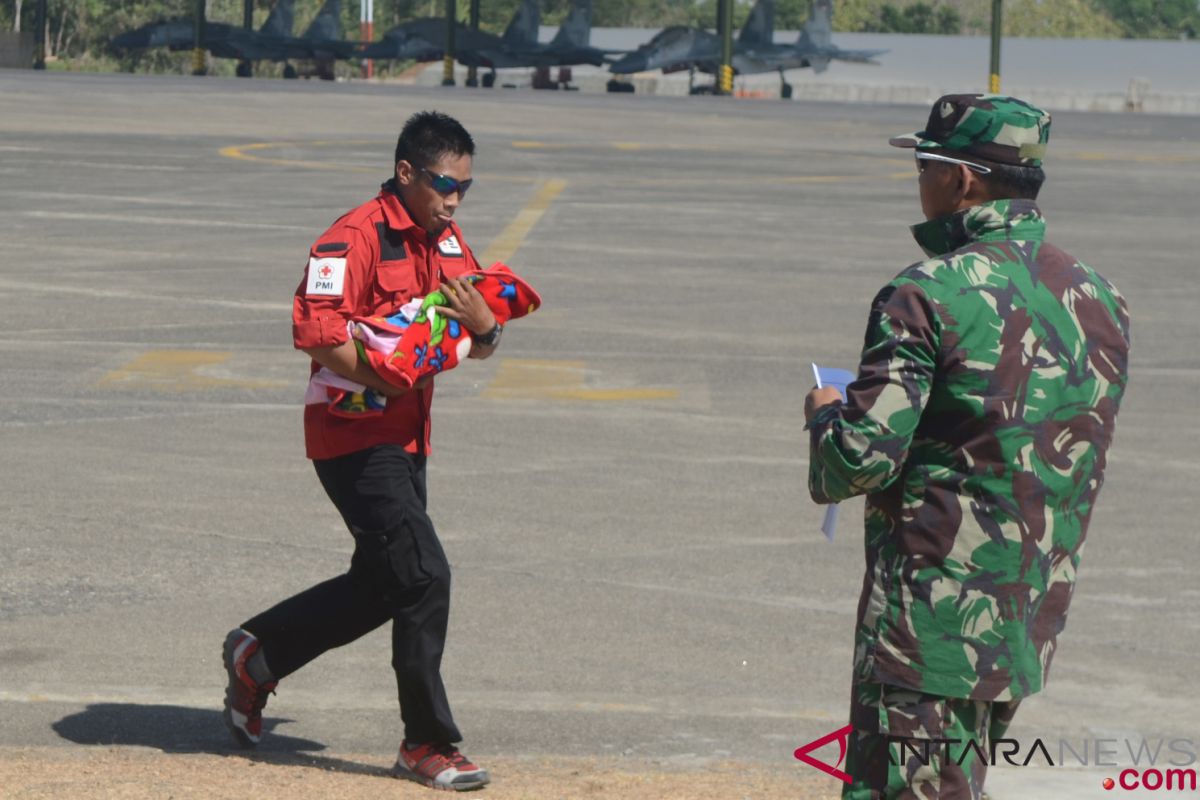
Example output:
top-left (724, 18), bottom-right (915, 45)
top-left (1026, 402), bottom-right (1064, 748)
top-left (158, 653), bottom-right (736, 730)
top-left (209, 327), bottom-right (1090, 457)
top-left (111, 0), bottom-right (354, 79)
top-left (279, 0), bottom-right (360, 75)
top-left (609, 0), bottom-right (885, 97)
top-left (111, 0), bottom-right (294, 61)
top-left (359, 17), bottom-right (452, 64)
top-left (455, 0), bottom-right (612, 71)
top-left (365, 0), bottom-right (613, 88)
top-left (359, 15), bottom-right (509, 66)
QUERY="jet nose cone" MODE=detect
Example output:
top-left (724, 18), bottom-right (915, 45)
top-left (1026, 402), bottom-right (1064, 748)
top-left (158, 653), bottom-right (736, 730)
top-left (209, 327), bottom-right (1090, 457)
top-left (609, 52), bottom-right (646, 74)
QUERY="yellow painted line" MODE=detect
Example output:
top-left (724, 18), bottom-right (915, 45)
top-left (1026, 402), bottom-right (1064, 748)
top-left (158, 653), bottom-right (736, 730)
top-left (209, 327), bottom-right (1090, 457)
top-left (220, 140), bottom-right (537, 184)
top-left (485, 358), bottom-right (584, 395)
top-left (218, 140), bottom-right (378, 172)
top-left (1132, 153), bottom-right (1199, 163)
top-left (552, 388), bottom-right (679, 401)
top-left (511, 141), bottom-right (564, 150)
top-left (483, 358), bottom-right (678, 402)
top-left (621, 142), bottom-right (717, 152)
top-left (777, 175), bottom-right (850, 184)
top-left (97, 350), bottom-right (286, 392)
top-left (623, 171), bottom-right (915, 187)
top-left (480, 179), bottom-right (568, 264)
top-left (1066, 150), bottom-right (1199, 164)
top-left (512, 141), bottom-right (721, 154)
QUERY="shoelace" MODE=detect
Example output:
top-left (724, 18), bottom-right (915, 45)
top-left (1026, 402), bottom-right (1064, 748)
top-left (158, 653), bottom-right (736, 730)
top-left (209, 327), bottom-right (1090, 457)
top-left (245, 681), bottom-right (276, 713)
top-left (412, 744), bottom-right (474, 774)
top-left (441, 747), bottom-right (474, 770)
top-left (411, 749), bottom-right (453, 774)
top-left (249, 688), bottom-right (271, 713)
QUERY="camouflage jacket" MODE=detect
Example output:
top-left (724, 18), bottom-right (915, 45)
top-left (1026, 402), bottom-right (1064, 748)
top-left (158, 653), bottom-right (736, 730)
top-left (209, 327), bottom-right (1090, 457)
top-left (808, 199), bottom-right (1130, 701)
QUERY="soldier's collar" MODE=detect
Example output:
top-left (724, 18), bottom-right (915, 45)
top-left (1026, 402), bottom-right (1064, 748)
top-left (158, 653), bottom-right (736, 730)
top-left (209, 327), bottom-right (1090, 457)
top-left (910, 199), bottom-right (1045, 257)
top-left (378, 178), bottom-right (419, 231)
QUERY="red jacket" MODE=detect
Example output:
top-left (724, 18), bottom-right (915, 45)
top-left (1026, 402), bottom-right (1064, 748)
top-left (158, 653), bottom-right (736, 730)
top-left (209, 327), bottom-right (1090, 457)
top-left (293, 180), bottom-right (480, 460)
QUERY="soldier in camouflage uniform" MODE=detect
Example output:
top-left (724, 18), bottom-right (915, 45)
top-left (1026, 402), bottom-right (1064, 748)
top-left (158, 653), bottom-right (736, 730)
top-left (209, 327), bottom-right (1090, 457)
top-left (803, 95), bottom-right (1131, 799)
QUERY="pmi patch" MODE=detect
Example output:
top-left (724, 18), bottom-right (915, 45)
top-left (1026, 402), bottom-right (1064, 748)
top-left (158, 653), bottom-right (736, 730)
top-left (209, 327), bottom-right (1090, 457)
top-left (306, 256), bottom-right (346, 296)
top-left (438, 235), bottom-right (463, 257)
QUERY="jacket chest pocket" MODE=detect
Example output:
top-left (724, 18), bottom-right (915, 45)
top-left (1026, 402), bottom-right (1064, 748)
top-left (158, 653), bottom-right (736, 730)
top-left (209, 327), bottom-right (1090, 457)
top-left (435, 252), bottom-right (469, 283)
top-left (375, 259), bottom-right (425, 310)
top-left (373, 223), bottom-right (433, 308)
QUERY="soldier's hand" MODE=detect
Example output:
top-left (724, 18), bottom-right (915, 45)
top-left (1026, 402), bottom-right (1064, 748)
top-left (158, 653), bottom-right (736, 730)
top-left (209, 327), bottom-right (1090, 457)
top-left (804, 386), bottom-right (843, 423)
top-left (435, 277), bottom-right (496, 335)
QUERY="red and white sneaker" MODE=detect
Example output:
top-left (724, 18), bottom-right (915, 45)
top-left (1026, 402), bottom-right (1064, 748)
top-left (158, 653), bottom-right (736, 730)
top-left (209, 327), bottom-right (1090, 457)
top-left (221, 628), bottom-right (276, 748)
top-left (394, 740), bottom-right (490, 792)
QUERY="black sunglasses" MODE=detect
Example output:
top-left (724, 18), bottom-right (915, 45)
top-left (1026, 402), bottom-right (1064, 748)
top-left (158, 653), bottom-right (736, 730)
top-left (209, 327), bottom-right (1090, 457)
top-left (418, 166), bottom-right (473, 197)
top-left (915, 151), bottom-right (992, 175)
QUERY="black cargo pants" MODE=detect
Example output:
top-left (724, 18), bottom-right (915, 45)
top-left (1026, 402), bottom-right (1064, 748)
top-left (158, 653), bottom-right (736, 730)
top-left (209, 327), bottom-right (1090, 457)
top-left (242, 444), bottom-right (461, 744)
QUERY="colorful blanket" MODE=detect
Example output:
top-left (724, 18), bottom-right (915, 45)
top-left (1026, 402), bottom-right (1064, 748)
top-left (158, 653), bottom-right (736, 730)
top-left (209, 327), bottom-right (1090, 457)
top-left (305, 262), bottom-right (541, 417)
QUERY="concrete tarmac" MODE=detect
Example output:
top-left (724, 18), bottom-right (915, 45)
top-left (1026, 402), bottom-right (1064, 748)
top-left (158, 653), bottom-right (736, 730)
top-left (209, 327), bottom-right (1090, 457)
top-left (0, 71), bottom-right (1197, 799)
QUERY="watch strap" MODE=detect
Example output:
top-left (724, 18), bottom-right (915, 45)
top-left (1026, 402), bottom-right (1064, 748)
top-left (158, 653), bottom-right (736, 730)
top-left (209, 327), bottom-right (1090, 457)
top-left (475, 322), bottom-right (503, 347)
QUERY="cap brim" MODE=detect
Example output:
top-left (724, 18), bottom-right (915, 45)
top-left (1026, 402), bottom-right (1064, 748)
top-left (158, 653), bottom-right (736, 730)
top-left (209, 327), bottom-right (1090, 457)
top-left (888, 132), bottom-right (942, 150)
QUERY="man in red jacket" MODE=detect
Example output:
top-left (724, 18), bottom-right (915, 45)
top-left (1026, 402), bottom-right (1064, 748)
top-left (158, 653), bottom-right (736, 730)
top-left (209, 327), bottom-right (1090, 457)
top-left (222, 111), bottom-right (500, 792)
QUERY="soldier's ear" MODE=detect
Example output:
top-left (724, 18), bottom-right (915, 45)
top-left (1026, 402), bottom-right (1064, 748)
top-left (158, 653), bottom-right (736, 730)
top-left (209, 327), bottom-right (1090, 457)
top-left (954, 163), bottom-right (971, 192)
top-left (960, 165), bottom-right (992, 204)
top-left (396, 160), bottom-right (413, 186)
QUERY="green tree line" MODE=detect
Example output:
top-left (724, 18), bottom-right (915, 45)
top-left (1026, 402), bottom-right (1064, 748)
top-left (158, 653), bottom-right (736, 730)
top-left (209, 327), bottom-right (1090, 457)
top-left (5, 0), bottom-right (1197, 70)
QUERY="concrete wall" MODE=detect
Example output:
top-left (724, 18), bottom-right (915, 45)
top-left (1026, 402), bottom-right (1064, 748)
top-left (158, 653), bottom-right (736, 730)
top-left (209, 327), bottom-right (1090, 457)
top-left (412, 62), bottom-right (1200, 116)
top-left (0, 31), bottom-right (35, 69)
top-left (409, 30), bottom-right (1200, 116)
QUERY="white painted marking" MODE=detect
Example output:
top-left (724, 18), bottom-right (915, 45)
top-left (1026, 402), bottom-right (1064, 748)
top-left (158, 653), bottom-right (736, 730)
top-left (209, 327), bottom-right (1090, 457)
top-left (0, 277), bottom-right (290, 312)
top-left (10, 190), bottom-right (253, 209)
top-left (16, 159), bottom-right (188, 172)
top-left (23, 211), bottom-right (311, 232)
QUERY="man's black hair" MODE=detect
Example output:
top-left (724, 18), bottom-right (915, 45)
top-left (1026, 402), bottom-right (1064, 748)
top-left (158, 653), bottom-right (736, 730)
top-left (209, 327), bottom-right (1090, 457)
top-left (977, 158), bottom-right (1046, 200)
top-left (394, 111), bottom-right (475, 170)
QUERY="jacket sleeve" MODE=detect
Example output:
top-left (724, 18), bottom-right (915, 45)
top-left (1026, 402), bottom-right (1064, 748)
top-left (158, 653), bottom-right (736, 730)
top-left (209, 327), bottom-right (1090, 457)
top-left (292, 227), bottom-right (372, 350)
top-left (807, 279), bottom-right (940, 504)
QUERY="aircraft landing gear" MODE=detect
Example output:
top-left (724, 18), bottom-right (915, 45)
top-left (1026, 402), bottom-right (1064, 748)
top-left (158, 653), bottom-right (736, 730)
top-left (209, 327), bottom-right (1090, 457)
top-left (532, 66), bottom-right (558, 90)
top-left (685, 67), bottom-right (716, 95)
top-left (236, 60), bottom-right (252, 78)
top-left (482, 71), bottom-right (496, 88)
top-left (779, 68), bottom-right (793, 100)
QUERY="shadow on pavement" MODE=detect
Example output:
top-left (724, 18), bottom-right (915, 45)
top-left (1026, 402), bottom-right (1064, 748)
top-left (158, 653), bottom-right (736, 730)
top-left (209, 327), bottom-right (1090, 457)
top-left (52, 703), bottom-right (394, 778)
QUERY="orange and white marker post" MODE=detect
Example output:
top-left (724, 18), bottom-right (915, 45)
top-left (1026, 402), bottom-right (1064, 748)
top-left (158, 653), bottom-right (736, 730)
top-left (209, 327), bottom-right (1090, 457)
top-left (360, 0), bottom-right (374, 79)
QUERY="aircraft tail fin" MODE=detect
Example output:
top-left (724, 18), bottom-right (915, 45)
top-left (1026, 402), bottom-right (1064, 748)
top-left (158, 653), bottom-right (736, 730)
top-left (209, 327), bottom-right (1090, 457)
top-left (551, 0), bottom-right (592, 47)
top-left (503, 0), bottom-right (540, 46)
top-left (303, 0), bottom-right (341, 41)
top-left (260, 0), bottom-right (295, 37)
top-left (797, 0), bottom-right (832, 50)
top-left (738, 0), bottom-right (775, 47)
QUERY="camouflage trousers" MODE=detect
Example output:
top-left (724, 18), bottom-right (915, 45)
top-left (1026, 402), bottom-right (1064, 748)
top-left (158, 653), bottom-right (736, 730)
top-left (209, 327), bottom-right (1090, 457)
top-left (841, 680), bottom-right (1021, 800)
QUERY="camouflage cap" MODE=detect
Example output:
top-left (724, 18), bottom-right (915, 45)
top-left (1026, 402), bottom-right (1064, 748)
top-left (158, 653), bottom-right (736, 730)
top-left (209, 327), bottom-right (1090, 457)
top-left (889, 94), bottom-right (1051, 167)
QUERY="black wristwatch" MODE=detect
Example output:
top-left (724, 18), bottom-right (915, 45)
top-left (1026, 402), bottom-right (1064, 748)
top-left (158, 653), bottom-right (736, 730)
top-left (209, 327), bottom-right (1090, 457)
top-left (475, 322), bottom-right (503, 347)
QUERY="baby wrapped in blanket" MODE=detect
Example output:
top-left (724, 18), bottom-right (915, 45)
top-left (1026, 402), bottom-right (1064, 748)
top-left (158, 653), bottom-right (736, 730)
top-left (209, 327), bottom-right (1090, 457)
top-left (305, 262), bottom-right (540, 417)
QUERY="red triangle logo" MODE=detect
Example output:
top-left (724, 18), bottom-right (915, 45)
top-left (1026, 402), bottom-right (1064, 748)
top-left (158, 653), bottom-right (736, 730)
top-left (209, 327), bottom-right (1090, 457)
top-left (794, 724), bottom-right (854, 784)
